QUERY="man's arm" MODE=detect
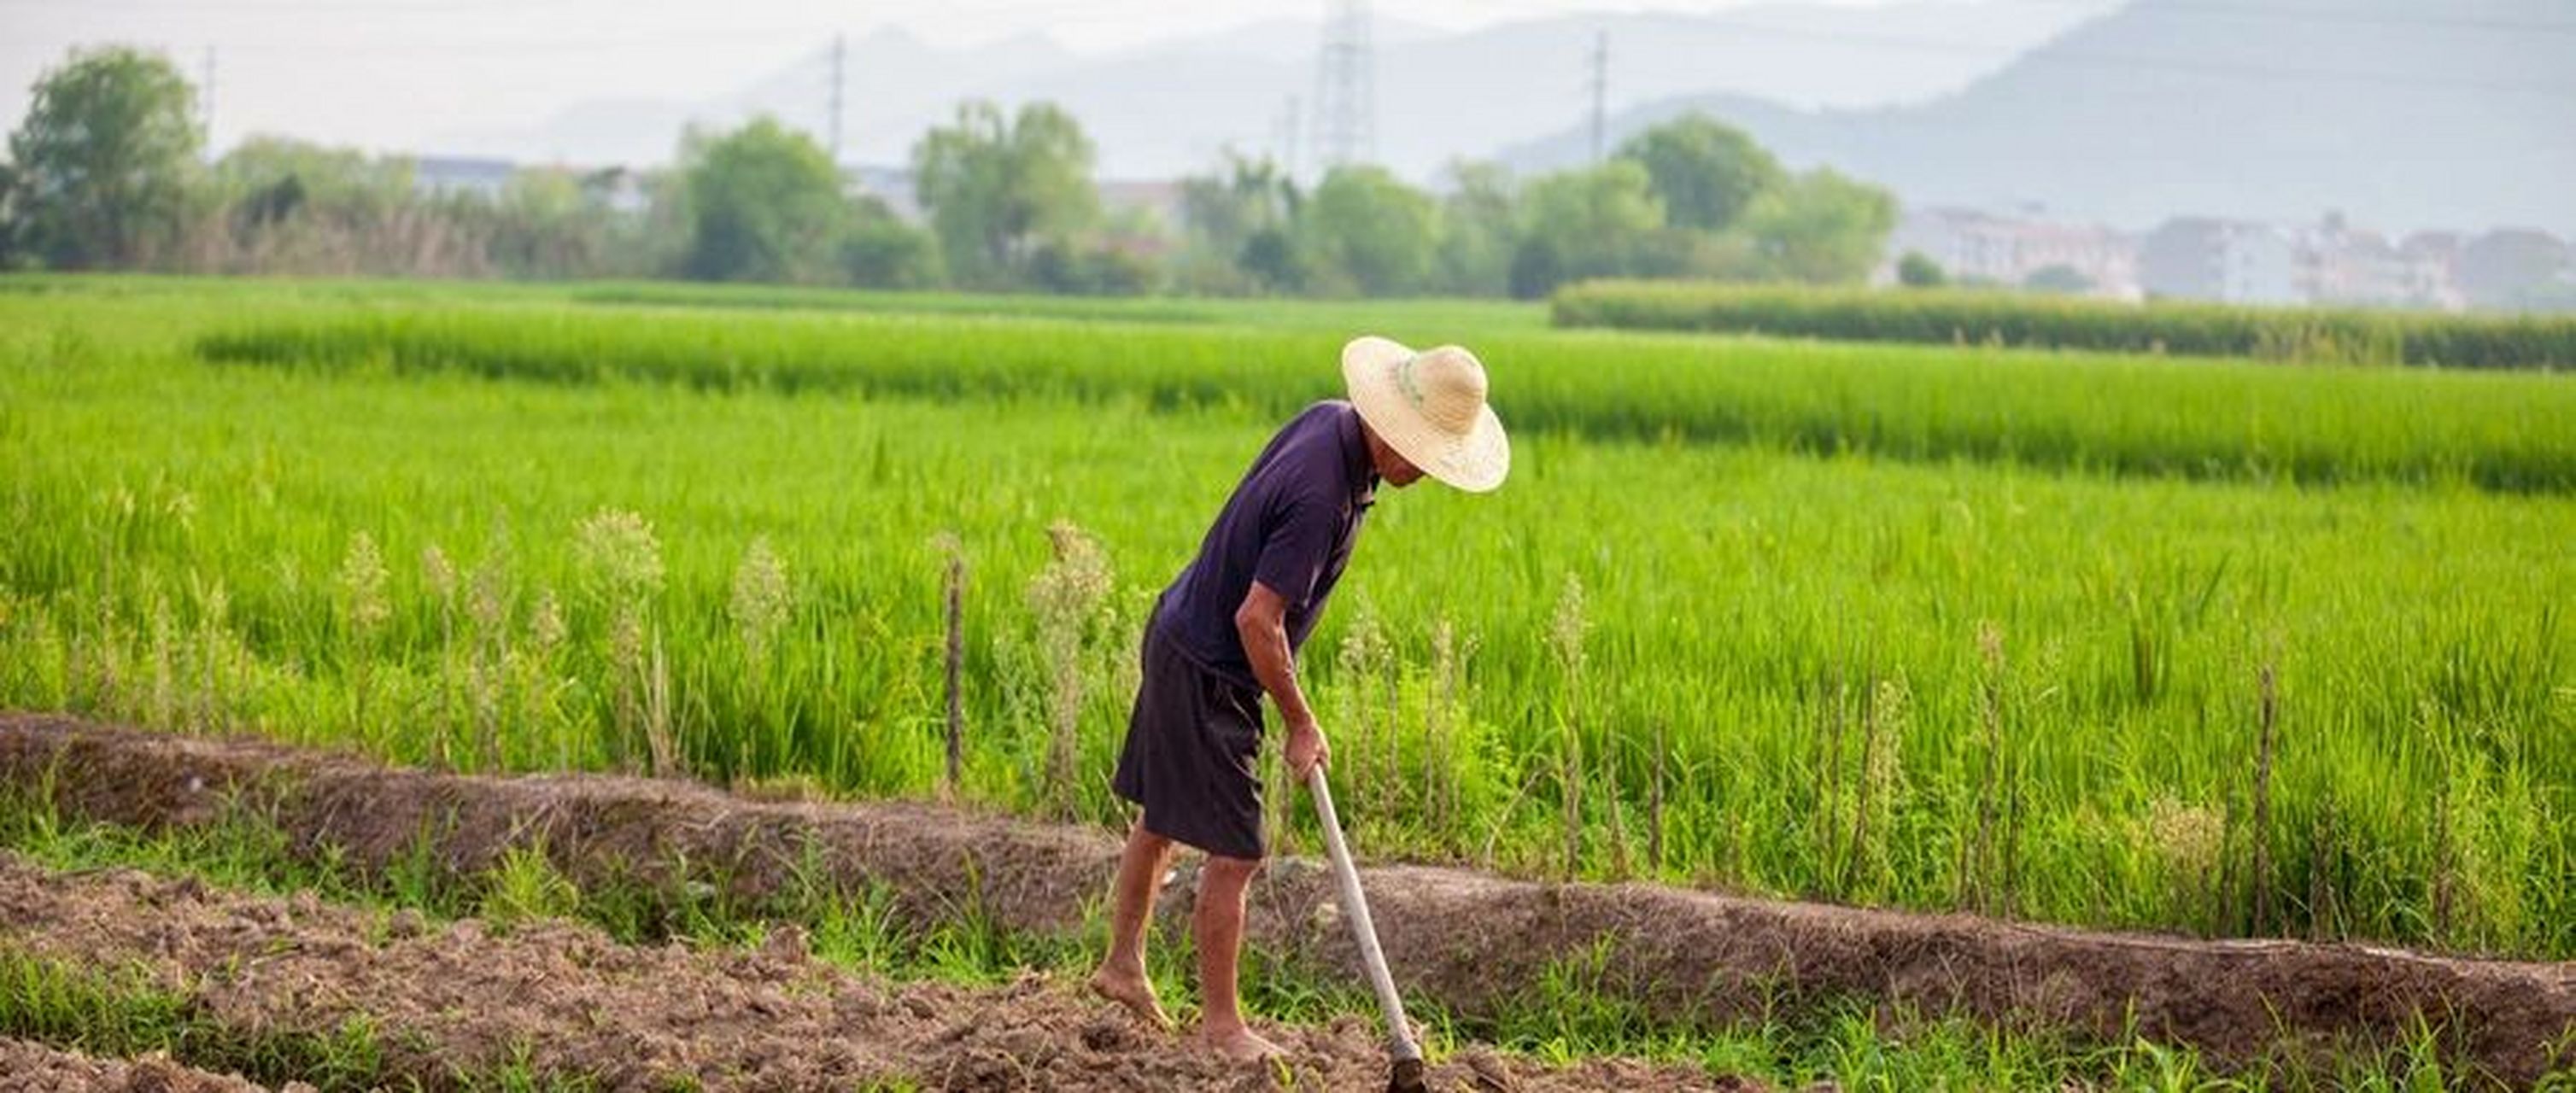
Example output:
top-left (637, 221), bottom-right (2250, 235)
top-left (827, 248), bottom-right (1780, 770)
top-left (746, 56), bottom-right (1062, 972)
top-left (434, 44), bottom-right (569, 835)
top-left (1236, 581), bottom-right (1329, 779)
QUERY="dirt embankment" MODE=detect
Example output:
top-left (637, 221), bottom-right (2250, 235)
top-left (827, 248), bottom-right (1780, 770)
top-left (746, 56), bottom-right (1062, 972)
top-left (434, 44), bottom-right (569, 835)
top-left (0, 1037), bottom-right (304, 1093)
top-left (0, 855), bottom-right (1730, 1092)
top-left (5, 715), bottom-right (2572, 1086)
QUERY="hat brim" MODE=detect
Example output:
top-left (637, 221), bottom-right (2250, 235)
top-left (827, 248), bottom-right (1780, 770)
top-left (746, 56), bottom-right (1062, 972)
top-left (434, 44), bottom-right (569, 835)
top-left (1341, 336), bottom-right (1510, 494)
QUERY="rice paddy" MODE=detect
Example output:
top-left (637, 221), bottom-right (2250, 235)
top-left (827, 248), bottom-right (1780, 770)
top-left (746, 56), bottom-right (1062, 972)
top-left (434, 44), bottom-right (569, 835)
top-left (2, 275), bottom-right (2570, 965)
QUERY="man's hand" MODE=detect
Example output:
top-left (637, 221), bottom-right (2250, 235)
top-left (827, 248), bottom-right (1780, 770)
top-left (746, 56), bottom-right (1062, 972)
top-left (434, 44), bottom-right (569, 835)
top-left (1285, 719), bottom-right (1330, 781)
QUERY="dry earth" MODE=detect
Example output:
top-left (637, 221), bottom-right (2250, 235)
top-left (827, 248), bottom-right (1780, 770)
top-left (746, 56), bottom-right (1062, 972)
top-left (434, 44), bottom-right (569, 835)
top-left (0, 1037), bottom-right (302, 1093)
top-left (3, 714), bottom-right (2572, 1087)
top-left (0, 854), bottom-right (1737, 1091)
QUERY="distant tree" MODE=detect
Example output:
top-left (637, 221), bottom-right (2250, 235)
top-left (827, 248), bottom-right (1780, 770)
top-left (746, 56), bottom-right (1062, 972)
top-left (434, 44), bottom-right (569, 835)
top-left (1174, 151), bottom-right (1302, 294)
top-left (1435, 160), bottom-right (1519, 296)
top-left (1302, 165), bottom-right (1438, 295)
top-left (1741, 167), bottom-right (1896, 283)
top-left (2023, 263), bottom-right (2093, 295)
top-left (1617, 114), bottom-right (1784, 233)
top-left (677, 117), bottom-right (850, 283)
top-left (1897, 250), bottom-right (1947, 288)
top-left (913, 100), bottom-right (1100, 289)
top-left (1511, 160), bottom-right (1665, 297)
top-left (4, 46), bottom-right (202, 269)
top-left (840, 196), bottom-right (943, 289)
top-left (489, 167), bottom-right (626, 279)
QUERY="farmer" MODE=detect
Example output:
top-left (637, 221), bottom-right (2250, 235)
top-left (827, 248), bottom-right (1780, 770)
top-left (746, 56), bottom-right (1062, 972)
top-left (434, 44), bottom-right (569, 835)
top-left (1087, 336), bottom-right (1508, 1061)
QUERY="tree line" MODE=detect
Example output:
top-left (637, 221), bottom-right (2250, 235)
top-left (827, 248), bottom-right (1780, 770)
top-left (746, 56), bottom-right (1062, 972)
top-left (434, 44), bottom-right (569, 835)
top-left (1, 46), bottom-right (1896, 297)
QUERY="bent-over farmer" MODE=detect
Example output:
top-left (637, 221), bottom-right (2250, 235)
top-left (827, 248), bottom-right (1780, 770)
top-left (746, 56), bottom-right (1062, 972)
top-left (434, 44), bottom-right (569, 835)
top-left (1087, 336), bottom-right (1509, 1061)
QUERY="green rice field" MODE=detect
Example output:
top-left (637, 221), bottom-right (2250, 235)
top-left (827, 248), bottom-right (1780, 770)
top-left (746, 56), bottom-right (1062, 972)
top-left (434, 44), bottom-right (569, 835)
top-left (3, 275), bottom-right (2571, 961)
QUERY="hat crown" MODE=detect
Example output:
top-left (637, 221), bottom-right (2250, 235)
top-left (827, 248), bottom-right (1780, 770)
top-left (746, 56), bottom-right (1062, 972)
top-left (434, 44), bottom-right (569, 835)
top-left (1400, 346), bottom-right (1488, 435)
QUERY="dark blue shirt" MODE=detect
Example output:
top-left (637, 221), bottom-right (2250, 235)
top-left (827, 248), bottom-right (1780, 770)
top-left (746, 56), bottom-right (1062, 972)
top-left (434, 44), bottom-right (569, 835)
top-left (1153, 400), bottom-right (1378, 688)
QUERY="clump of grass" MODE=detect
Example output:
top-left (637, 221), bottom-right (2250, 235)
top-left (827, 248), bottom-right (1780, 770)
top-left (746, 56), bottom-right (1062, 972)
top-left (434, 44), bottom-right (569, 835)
top-left (574, 509), bottom-right (670, 774)
top-left (1027, 520), bottom-right (1112, 820)
top-left (336, 529), bottom-right (390, 745)
top-left (1549, 574), bottom-right (1594, 880)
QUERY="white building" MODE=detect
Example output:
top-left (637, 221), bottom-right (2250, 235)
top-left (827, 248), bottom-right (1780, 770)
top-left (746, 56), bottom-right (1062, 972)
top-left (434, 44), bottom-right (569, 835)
top-left (2139, 219), bottom-right (2300, 305)
top-left (1884, 207), bottom-right (2140, 300)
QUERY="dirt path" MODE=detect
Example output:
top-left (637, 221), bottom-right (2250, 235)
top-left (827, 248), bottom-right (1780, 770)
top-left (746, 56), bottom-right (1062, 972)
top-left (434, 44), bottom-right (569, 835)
top-left (0, 853), bottom-right (1736, 1092)
top-left (4, 715), bottom-right (2572, 1085)
top-left (0, 1037), bottom-right (301, 1093)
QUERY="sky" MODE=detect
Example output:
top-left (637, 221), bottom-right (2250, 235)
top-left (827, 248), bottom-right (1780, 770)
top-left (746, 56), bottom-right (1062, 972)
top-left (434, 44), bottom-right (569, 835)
top-left (0, 0), bottom-right (2048, 159)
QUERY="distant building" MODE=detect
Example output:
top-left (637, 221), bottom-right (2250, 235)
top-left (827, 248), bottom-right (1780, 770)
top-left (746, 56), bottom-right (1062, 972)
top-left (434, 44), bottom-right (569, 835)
top-left (2297, 213), bottom-right (2457, 310)
top-left (2139, 218), bottom-right (2299, 305)
top-left (411, 156), bottom-right (517, 201)
top-left (2456, 228), bottom-right (2572, 310)
top-left (1883, 207), bottom-right (2139, 300)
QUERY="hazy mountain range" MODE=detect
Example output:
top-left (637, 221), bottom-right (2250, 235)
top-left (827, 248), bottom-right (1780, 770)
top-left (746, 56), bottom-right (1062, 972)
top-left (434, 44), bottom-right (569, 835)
top-left (1504, 0), bottom-right (2576, 234)
top-left (453, 0), bottom-right (2576, 236)
top-left (456, 2), bottom-right (2116, 178)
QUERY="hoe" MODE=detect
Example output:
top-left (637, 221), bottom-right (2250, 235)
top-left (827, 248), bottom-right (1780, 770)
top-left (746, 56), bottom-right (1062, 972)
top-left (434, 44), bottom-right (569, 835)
top-left (1307, 766), bottom-right (1430, 1093)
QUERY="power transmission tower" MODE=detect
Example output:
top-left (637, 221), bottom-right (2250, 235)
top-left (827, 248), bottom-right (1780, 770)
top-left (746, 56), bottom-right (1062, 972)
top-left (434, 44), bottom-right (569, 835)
top-left (1588, 30), bottom-right (1608, 163)
top-left (1309, 0), bottom-right (1375, 177)
top-left (828, 33), bottom-right (846, 164)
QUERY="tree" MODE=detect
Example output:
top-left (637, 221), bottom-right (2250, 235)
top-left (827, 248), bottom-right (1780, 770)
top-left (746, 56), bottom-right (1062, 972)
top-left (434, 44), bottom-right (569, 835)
top-left (2023, 263), bottom-right (2093, 295)
top-left (676, 117), bottom-right (849, 283)
top-left (912, 101), bottom-right (1100, 289)
top-left (1435, 161), bottom-right (1518, 296)
top-left (1617, 114), bottom-right (1783, 233)
top-left (840, 196), bottom-right (943, 289)
top-left (1897, 250), bottom-right (1947, 288)
top-left (1302, 165), bottom-right (1438, 295)
top-left (4, 46), bottom-right (202, 269)
top-left (1741, 168), bottom-right (1896, 283)
top-left (1511, 160), bottom-right (1665, 297)
top-left (1174, 151), bottom-right (1303, 294)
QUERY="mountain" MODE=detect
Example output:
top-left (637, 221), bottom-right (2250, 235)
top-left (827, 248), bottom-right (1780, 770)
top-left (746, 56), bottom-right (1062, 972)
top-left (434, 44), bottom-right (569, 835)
top-left (452, 2), bottom-right (2115, 178)
top-left (1502, 0), bottom-right (2576, 234)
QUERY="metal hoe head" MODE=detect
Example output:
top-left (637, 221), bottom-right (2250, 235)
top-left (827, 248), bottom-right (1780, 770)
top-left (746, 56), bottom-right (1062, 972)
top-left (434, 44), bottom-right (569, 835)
top-left (1386, 1056), bottom-right (1430, 1093)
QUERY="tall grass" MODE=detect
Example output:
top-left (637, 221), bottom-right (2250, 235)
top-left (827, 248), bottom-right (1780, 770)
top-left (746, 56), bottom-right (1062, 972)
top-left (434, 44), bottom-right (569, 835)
top-left (3, 283), bottom-right (2572, 961)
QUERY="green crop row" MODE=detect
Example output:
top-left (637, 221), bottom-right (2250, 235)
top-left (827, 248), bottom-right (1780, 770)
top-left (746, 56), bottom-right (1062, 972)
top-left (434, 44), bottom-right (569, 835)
top-left (1552, 281), bottom-right (2576, 371)
top-left (193, 303), bottom-right (2576, 492)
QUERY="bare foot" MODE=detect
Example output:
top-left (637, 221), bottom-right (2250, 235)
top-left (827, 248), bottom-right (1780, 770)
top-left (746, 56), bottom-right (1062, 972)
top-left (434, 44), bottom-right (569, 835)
top-left (1086, 966), bottom-right (1173, 1032)
top-left (1198, 1022), bottom-right (1285, 1062)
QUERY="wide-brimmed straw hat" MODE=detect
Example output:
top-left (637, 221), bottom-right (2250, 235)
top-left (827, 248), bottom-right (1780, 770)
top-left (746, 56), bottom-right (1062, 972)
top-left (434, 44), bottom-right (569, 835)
top-left (1341, 336), bottom-right (1509, 493)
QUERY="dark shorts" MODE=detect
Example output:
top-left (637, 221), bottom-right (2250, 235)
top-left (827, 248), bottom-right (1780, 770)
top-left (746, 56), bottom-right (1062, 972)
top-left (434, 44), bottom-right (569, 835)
top-left (1111, 627), bottom-right (1268, 860)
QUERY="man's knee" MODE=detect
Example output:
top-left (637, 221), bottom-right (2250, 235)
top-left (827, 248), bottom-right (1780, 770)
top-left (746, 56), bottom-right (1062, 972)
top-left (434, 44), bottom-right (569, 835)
top-left (1202, 853), bottom-right (1264, 889)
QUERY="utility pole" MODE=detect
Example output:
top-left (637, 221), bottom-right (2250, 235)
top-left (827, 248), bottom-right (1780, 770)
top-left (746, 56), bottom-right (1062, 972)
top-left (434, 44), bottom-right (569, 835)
top-left (1588, 30), bottom-right (1608, 164)
top-left (1310, 0), bottom-right (1375, 177)
top-left (828, 33), bottom-right (846, 164)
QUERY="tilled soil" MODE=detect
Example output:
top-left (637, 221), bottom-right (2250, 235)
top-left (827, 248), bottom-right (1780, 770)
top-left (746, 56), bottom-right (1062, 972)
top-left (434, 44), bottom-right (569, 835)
top-left (0, 854), bottom-right (1738, 1092)
top-left (5, 715), bottom-right (2573, 1086)
top-left (0, 1037), bottom-right (302, 1093)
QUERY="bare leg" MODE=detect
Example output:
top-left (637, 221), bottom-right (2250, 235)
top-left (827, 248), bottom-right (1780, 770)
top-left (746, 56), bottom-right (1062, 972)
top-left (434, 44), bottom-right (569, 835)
top-left (1089, 821), bottom-right (1175, 1031)
top-left (1194, 853), bottom-right (1284, 1061)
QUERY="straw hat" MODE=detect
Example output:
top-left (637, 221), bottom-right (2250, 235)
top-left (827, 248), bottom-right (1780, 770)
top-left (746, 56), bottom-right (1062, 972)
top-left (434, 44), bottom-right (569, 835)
top-left (1341, 336), bottom-right (1509, 493)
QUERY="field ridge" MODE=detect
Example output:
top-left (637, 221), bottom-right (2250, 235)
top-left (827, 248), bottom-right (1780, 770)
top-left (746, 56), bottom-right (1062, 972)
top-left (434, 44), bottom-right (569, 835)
top-left (7, 714), bottom-right (2567, 1086)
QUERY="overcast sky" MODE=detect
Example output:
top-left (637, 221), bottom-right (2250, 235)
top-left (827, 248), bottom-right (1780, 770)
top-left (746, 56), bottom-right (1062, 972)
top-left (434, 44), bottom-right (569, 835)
top-left (0, 0), bottom-right (2060, 160)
